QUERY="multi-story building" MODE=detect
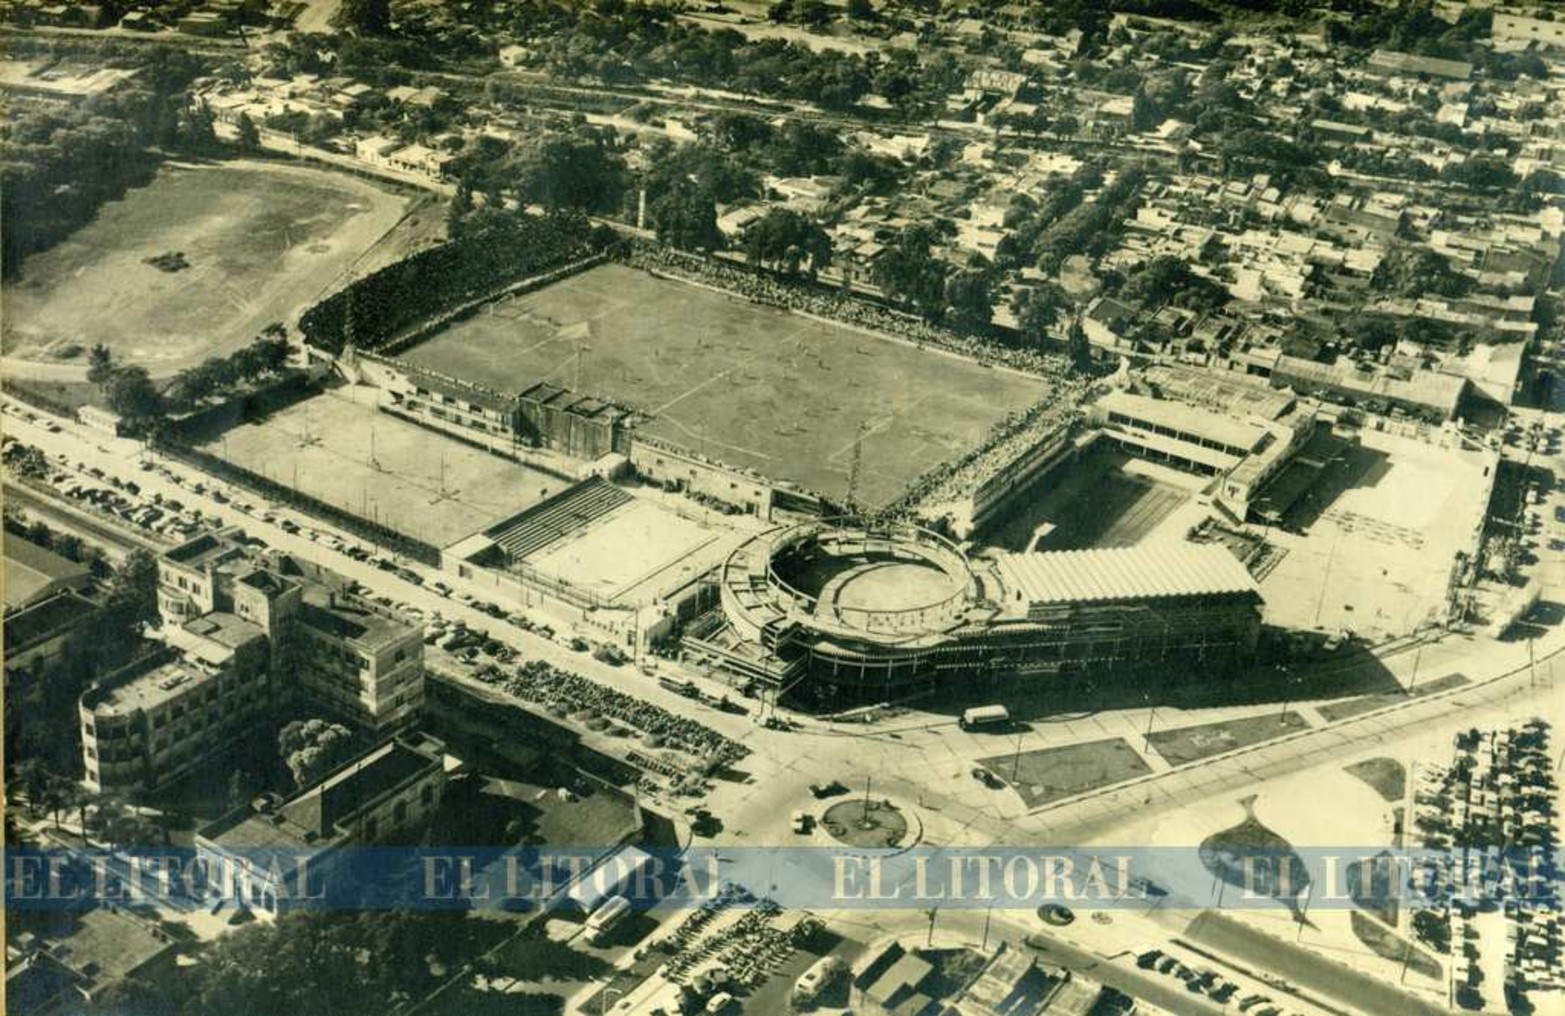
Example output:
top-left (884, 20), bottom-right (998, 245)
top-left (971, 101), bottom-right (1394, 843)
top-left (194, 735), bottom-right (448, 918)
top-left (153, 528), bottom-right (423, 729)
top-left (295, 587), bottom-right (424, 732)
top-left (79, 613), bottom-right (270, 794)
top-left (80, 530), bottom-right (424, 792)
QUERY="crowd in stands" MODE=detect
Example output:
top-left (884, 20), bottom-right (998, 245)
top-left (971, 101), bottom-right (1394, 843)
top-left (301, 212), bottom-right (612, 355)
top-left (623, 243), bottom-right (1097, 515)
top-left (896, 385), bottom-right (1094, 515)
top-left (505, 658), bottom-right (748, 766)
top-left (624, 244), bottom-right (1081, 383)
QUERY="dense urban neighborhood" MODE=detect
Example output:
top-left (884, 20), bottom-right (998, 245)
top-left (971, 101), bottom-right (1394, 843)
top-left (3, 0), bottom-right (1565, 1014)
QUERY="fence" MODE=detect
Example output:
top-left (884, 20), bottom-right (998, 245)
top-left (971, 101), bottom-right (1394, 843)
top-left (159, 440), bottom-right (441, 566)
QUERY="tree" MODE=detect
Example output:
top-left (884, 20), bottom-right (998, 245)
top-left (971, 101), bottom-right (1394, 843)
top-left (649, 185), bottom-right (722, 252)
top-left (510, 131), bottom-right (627, 214)
top-left (86, 344), bottom-right (116, 386)
top-left (446, 180), bottom-right (475, 238)
top-left (102, 366), bottom-right (164, 423)
top-left (13, 758), bottom-right (51, 814)
top-left (742, 208), bottom-right (832, 276)
top-left (944, 263), bottom-right (995, 335)
top-left (235, 111), bottom-right (261, 152)
top-left (847, 0), bottom-right (874, 18)
top-left (798, 0), bottom-right (831, 27)
top-left (104, 548), bottom-right (161, 635)
top-left (53, 533), bottom-right (83, 562)
top-left (1440, 155), bottom-right (1518, 192)
top-left (338, 0), bottom-right (391, 35)
top-left (279, 719), bottom-right (356, 788)
top-left (1013, 284), bottom-right (1068, 345)
top-left (873, 225), bottom-right (948, 320)
top-left (24, 520), bottom-right (53, 549)
top-left (1067, 319), bottom-right (1092, 372)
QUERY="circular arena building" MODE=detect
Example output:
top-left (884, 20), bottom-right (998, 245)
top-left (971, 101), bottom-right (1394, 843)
top-left (703, 519), bottom-right (1265, 709)
top-left (717, 519), bottom-right (989, 695)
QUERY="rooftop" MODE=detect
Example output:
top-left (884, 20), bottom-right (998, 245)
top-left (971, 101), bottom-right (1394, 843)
top-left (992, 541), bottom-right (1260, 608)
top-left (83, 651), bottom-right (222, 718)
top-left (297, 589), bottom-right (416, 651)
top-left (4, 535), bottom-right (89, 610)
top-left (163, 530), bottom-right (248, 572)
top-left (202, 738), bottom-right (442, 852)
top-left (3, 589), bottom-right (96, 654)
top-left (1098, 389), bottom-right (1272, 454)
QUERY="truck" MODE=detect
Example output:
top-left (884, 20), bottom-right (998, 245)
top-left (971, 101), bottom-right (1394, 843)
top-left (959, 705), bottom-right (1010, 730)
top-left (585, 895), bottom-right (633, 946)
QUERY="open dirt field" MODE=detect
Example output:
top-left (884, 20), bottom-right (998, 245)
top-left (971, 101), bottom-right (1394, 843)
top-left (398, 263), bottom-right (1055, 508)
top-left (1259, 430), bottom-right (1496, 639)
top-left (3, 160), bottom-right (409, 377)
top-left (203, 388), bottom-right (564, 547)
top-left (524, 498), bottom-right (738, 606)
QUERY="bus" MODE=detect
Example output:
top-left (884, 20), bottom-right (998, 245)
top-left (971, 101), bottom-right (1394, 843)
top-left (585, 895), bottom-right (633, 945)
top-left (959, 705), bottom-right (1010, 730)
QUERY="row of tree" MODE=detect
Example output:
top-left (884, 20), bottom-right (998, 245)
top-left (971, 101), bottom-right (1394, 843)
top-left (83, 332), bottom-right (291, 432)
top-left (1, 50), bottom-right (216, 280)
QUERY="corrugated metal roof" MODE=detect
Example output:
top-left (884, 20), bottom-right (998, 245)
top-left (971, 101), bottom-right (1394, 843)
top-left (993, 542), bottom-right (1259, 606)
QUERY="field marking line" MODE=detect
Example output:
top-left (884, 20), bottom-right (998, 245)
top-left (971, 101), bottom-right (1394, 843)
top-left (647, 414), bottom-right (776, 464)
top-left (645, 325), bottom-right (799, 416)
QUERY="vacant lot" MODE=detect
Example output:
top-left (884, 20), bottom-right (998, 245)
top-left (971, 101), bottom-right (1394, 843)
top-left (400, 263), bottom-right (1054, 508)
top-left (204, 388), bottom-right (565, 547)
top-left (1259, 430), bottom-right (1495, 639)
top-left (4, 160), bottom-right (408, 376)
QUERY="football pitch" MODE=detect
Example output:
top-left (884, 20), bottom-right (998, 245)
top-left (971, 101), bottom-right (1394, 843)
top-left (3, 160), bottom-right (409, 376)
top-left (399, 263), bottom-right (1056, 507)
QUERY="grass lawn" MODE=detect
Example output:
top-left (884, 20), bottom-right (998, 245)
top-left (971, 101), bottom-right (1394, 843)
top-left (1147, 711), bottom-right (1310, 767)
top-left (4, 160), bottom-right (409, 377)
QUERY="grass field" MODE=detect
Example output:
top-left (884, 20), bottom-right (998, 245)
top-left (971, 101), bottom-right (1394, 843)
top-left (3, 160), bottom-right (409, 376)
top-left (204, 388), bottom-right (565, 547)
top-left (1147, 712), bottom-right (1310, 767)
top-left (399, 263), bottom-right (1054, 508)
top-left (980, 737), bottom-right (1152, 809)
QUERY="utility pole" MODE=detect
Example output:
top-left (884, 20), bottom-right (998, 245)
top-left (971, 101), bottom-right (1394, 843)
top-left (846, 423), bottom-right (865, 516)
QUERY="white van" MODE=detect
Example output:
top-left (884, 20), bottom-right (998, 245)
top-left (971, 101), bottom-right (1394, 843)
top-left (585, 895), bottom-right (632, 945)
top-left (959, 705), bottom-right (1010, 730)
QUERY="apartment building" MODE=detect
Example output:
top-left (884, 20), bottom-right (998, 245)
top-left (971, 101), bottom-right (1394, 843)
top-left (80, 530), bottom-right (425, 792)
top-left (79, 613), bottom-right (270, 794)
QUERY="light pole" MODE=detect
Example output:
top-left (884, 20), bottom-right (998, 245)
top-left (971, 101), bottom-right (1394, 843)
top-left (1277, 665), bottom-right (1296, 724)
top-left (1142, 691), bottom-right (1157, 753)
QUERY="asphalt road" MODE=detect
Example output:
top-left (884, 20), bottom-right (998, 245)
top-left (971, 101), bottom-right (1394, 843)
top-left (1183, 911), bottom-right (1449, 1016)
top-left (3, 479), bottom-right (165, 561)
top-left (1021, 932), bottom-right (1232, 1016)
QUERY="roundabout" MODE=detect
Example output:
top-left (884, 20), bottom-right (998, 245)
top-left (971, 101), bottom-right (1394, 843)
top-left (821, 797), bottom-right (912, 849)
